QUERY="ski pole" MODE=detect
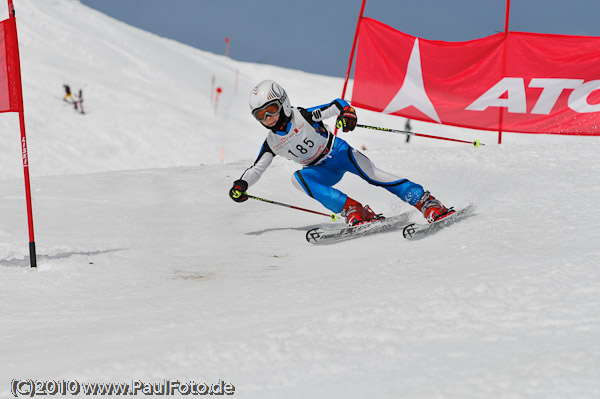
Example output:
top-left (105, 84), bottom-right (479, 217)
top-left (246, 194), bottom-right (338, 221)
top-left (356, 123), bottom-right (484, 147)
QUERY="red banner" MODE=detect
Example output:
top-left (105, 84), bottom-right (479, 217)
top-left (352, 18), bottom-right (600, 135)
top-left (0, 16), bottom-right (21, 112)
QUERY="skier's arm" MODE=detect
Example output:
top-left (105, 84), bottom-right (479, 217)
top-left (306, 99), bottom-right (348, 121)
top-left (229, 141), bottom-right (275, 202)
top-left (240, 141), bottom-right (275, 186)
top-left (306, 99), bottom-right (357, 132)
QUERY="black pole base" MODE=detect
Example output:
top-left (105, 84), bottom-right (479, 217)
top-left (29, 241), bottom-right (37, 268)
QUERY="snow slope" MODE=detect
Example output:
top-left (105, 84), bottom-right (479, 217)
top-left (1, 1), bottom-right (600, 398)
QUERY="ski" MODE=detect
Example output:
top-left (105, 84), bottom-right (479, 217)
top-left (402, 204), bottom-right (475, 240)
top-left (306, 213), bottom-right (411, 245)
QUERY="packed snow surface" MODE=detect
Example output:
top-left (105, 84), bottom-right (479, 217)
top-left (1, 1), bottom-right (599, 398)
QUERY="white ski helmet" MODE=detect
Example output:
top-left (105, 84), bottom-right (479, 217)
top-left (249, 80), bottom-right (292, 119)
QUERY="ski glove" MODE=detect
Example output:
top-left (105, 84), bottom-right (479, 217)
top-left (229, 179), bottom-right (249, 203)
top-left (336, 105), bottom-right (357, 132)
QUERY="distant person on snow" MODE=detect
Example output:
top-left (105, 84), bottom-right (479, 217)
top-left (63, 84), bottom-right (73, 103)
top-left (75, 89), bottom-right (84, 114)
top-left (405, 119), bottom-right (412, 143)
top-left (228, 80), bottom-right (454, 226)
top-left (63, 84), bottom-right (85, 114)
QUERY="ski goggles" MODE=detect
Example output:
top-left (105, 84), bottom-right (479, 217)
top-left (252, 101), bottom-right (281, 121)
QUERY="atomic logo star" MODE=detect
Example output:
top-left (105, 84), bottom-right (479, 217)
top-left (383, 38), bottom-right (441, 123)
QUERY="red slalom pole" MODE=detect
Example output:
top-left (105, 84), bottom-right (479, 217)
top-left (215, 86), bottom-right (222, 114)
top-left (357, 124), bottom-right (484, 147)
top-left (7, 0), bottom-right (37, 268)
top-left (498, 0), bottom-right (511, 145)
top-left (336, 0), bottom-right (367, 136)
top-left (247, 194), bottom-right (338, 221)
top-left (341, 0), bottom-right (366, 101)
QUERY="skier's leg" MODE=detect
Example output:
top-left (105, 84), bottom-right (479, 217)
top-left (292, 168), bottom-right (378, 225)
top-left (345, 145), bottom-right (453, 221)
top-left (346, 146), bottom-right (425, 205)
top-left (291, 167), bottom-right (348, 213)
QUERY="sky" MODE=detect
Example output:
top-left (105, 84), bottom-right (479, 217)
top-left (78, 0), bottom-right (600, 78)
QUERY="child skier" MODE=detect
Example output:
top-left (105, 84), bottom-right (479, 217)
top-left (229, 80), bottom-right (454, 226)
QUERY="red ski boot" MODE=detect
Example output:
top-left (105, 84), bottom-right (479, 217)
top-left (341, 198), bottom-right (364, 226)
top-left (341, 197), bottom-right (382, 226)
top-left (414, 191), bottom-right (455, 223)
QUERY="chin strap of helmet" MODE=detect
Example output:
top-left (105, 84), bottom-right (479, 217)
top-left (270, 110), bottom-right (292, 132)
